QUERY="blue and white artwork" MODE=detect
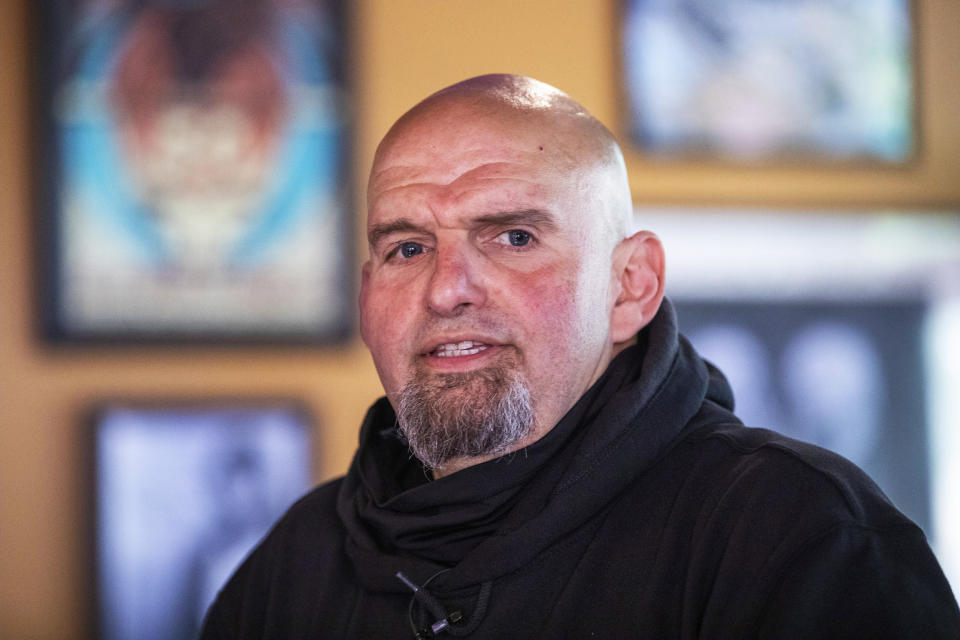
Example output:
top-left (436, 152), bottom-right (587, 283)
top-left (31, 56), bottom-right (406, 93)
top-left (622, 0), bottom-right (913, 161)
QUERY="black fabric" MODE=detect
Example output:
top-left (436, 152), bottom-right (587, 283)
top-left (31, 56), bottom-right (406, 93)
top-left (201, 300), bottom-right (960, 638)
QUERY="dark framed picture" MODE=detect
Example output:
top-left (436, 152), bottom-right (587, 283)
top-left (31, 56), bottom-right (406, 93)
top-left (620, 0), bottom-right (915, 162)
top-left (92, 400), bottom-right (314, 640)
top-left (676, 299), bottom-right (930, 530)
top-left (639, 207), bottom-right (960, 593)
top-left (36, 0), bottom-right (352, 343)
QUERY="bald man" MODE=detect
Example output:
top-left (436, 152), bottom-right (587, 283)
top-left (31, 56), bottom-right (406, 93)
top-left (202, 76), bottom-right (959, 639)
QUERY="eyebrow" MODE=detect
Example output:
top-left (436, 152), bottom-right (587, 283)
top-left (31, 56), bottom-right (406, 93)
top-left (367, 209), bottom-right (559, 248)
top-left (367, 219), bottom-right (426, 247)
top-left (474, 209), bottom-right (558, 232)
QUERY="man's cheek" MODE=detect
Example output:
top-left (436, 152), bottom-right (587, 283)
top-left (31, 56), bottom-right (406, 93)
top-left (360, 300), bottom-right (392, 358)
top-left (358, 304), bottom-right (376, 350)
top-left (520, 268), bottom-right (580, 322)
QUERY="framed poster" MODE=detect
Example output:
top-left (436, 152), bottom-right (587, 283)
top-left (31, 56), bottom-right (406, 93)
top-left (621, 0), bottom-right (914, 162)
top-left (37, 0), bottom-right (352, 343)
top-left (92, 400), bottom-right (314, 640)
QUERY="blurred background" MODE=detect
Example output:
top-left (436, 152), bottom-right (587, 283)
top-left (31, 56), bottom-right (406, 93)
top-left (0, 1), bottom-right (957, 638)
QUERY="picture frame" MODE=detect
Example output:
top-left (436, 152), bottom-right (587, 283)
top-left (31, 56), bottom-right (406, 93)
top-left (35, 0), bottom-right (353, 343)
top-left (90, 399), bottom-right (314, 640)
top-left (619, 0), bottom-right (915, 164)
top-left (674, 298), bottom-right (930, 531)
top-left (638, 207), bottom-right (960, 592)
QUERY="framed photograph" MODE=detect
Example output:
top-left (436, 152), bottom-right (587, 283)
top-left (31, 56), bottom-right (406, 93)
top-left (676, 299), bottom-right (929, 529)
top-left (92, 400), bottom-right (314, 640)
top-left (37, 0), bottom-right (352, 343)
top-left (621, 0), bottom-right (914, 162)
top-left (639, 207), bottom-right (960, 592)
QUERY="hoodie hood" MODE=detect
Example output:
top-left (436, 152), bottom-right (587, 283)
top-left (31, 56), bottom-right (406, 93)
top-left (337, 299), bottom-right (734, 593)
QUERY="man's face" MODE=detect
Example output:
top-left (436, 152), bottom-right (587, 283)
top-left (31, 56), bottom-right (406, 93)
top-left (360, 104), bottom-right (620, 469)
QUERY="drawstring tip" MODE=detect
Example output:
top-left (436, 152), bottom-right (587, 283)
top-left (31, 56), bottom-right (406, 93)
top-left (396, 571), bottom-right (419, 593)
top-left (397, 569), bottom-right (472, 637)
top-left (431, 611), bottom-right (463, 634)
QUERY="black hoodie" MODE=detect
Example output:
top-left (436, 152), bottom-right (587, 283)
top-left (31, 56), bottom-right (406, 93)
top-left (202, 301), bottom-right (960, 638)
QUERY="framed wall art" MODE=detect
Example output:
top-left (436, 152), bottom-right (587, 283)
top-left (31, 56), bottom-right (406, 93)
top-left (638, 207), bottom-right (960, 592)
top-left (91, 400), bottom-right (314, 640)
top-left (621, 0), bottom-right (915, 163)
top-left (37, 0), bottom-right (352, 343)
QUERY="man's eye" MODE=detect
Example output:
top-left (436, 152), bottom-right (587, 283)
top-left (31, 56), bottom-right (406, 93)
top-left (503, 229), bottom-right (531, 247)
top-left (396, 242), bottom-right (424, 259)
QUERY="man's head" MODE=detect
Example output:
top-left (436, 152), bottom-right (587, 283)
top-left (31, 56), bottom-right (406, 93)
top-left (360, 74), bottom-right (665, 476)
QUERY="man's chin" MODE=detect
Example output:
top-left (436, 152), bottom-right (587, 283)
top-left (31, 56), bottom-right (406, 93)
top-left (430, 369), bottom-right (499, 392)
top-left (395, 365), bottom-right (534, 471)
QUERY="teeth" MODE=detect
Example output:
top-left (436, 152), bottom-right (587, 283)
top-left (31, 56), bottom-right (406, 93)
top-left (433, 341), bottom-right (489, 357)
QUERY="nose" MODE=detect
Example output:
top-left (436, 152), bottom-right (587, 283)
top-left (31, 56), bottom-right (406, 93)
top-left (425, 241), bottom-right (486, 316)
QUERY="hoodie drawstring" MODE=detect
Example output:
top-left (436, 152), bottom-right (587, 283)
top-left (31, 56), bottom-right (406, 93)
top-left (396, 570), bottom-right (492, 638)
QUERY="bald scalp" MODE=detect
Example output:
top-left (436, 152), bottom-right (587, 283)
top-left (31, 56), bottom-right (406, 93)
top-left (370, 74), bottom-right (633, 242)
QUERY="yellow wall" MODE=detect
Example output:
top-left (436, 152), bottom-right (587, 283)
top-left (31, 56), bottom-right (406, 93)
top-left (1, 1), bottom-right (957, 637)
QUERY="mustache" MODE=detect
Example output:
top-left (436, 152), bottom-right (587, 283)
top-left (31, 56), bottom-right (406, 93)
top-left (412, 316), bottom-right (512, 347)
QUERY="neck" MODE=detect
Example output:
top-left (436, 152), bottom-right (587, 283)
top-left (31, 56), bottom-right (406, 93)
top-left (431, 456), bottom-right (483, 479)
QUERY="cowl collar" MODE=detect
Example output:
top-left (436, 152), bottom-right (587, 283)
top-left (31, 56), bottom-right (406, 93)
top-left (337, 299), bottom-right (732, 592)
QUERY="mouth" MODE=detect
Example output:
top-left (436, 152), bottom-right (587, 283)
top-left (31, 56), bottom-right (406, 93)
top-left (418, 336), bottom-right (508, 372)
top-left (428, 340), bottom-right (491, 358)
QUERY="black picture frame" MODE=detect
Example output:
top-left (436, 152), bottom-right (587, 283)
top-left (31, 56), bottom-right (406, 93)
top-left (674, 298), bottom-right (931, 533)
top-left (89, 399), bottom-right (314, 640)
top-left (34, 0), bottom-right (353, 344)
top-left (637, 207), bottom-right (960, 592)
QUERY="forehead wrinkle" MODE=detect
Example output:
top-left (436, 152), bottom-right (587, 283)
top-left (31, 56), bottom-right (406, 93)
top-left (369, 159), bottom-right (550, 220)
top-left (368, 76), bottom-right (633, 247)
top-left (373, 153), bottom-right (537, 188)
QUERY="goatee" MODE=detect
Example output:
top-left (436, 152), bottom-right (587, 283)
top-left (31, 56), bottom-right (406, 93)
top-left (395, 365), bottom-right (534, 471)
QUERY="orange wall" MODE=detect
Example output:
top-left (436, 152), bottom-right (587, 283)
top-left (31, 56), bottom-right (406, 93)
top-left (1, 1), bottom-right (958, 637)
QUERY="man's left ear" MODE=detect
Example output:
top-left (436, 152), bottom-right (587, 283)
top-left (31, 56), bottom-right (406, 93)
top-left (610, 230), bottom-right (665, 343)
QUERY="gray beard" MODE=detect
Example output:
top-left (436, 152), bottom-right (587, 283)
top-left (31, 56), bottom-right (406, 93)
top-left (394, 365), bottom-right (534, 471)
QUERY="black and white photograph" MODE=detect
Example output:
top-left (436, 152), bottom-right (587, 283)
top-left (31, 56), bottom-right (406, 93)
top-left (93, 402), bottom-right (313, 640)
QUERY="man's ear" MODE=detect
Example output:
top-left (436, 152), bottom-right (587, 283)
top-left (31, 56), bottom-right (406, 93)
top-left (610, 231), bottom-right (665, 343)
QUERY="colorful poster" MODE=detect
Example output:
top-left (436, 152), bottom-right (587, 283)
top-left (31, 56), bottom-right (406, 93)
top-left (43, 0), bottom-right (351, 341)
